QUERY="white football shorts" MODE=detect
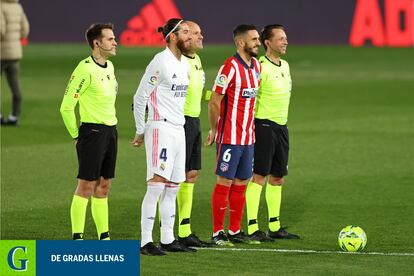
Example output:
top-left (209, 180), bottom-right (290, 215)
top-left (144, 120), bottom-right (186, 183)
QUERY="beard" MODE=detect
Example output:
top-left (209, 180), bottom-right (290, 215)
top-left (177, 37), bottom-right (189, 53)
top-left (244, 44), bottom-right (258, 57)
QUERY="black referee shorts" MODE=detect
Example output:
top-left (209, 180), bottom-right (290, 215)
top-left (184, 116), bottom-right (202, 172)
top-left (253, 119), bottom-right (289, 177)
top-left (76, 123), bottom-right (118, 181)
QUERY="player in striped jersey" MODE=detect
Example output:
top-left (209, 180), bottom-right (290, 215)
top-left (206, 24), bottom-right (261, 246)
top-left (132, 18), bottom-right (195, 255)
top-left (245, 24), bottom-right (300, 241)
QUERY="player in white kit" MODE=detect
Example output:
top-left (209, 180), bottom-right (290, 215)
top-left (132, 18), bottom-right (195, 256)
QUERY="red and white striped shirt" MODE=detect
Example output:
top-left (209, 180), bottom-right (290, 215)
top-left (212, 54), bottom-right (261, 145)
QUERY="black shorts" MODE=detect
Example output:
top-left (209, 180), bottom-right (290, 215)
top-left (253, 119), bottom-right (289, 177)
top-left (184, 116), bottom-right (202, 172)
top-left (76, 123), bottom-right (118, 181)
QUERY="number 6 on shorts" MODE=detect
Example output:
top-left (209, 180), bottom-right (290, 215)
top-left (215, 144), bottom-right (254, 180)
top-left (223, 149), bottom-right (231, 162)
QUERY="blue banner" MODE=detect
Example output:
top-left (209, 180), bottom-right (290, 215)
top-left (37, 240), bottom-right (140, 276)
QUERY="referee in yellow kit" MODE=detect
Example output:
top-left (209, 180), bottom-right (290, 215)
top-left (177, 21), bottom-right (210, 247)
top-left (60, 23), bottom-right (118, 240)
top-left (245, 24), bottom-right (300, 241)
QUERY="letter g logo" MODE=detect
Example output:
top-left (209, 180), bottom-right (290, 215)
top-left (7, 246), bottom-right (29, 271)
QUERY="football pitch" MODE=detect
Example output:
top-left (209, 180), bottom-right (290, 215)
top-left (1, 44), bottom-right (414, 275)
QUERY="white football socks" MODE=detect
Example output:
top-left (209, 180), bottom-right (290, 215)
top-left (140, 183), bottom-right (164, 247)
top-left (159, 183), bottom-right (180, 245)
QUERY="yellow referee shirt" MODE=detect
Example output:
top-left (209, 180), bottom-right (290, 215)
top-left (60, 56), bottom-right (118, 138)
top-left (183, 53), bottom-right (205, 118)
top-left (256, 56), bottom-right (292, 125)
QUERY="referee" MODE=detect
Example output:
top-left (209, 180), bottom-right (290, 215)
top-left (60, 23), bottom-right (118, 240)
top-left (177, 21), bottom-right (210, 247)
top-left (245, 24), bottom-right (300, 241)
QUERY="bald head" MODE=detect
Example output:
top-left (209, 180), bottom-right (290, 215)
top-left (186, 21), bottom-right (198, 30)
top-left (184, 21), bottom-right (203, 55)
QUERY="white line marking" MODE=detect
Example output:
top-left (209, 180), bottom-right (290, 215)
top-left (197, 247), bottom-right (414, 257)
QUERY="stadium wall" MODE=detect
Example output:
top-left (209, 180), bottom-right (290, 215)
top-left (21, 0), bottom-right (413, 47)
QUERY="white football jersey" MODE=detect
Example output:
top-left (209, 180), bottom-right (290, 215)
top-left (134, 47), bottom-right (190, 134)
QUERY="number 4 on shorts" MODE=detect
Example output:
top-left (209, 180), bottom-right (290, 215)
top-left (160, 148), bottom-right (167, 161)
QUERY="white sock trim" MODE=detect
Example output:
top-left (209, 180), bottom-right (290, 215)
top-left (213, 230), bottom-right (224, 237)
top-left (228, 229), bottom-right (240, 235)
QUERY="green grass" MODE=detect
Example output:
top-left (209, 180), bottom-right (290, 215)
top-left (1, 44), bottom-right (414, 275)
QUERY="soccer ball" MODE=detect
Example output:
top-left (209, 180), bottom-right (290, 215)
top-left (338, 225), bottom-right (367, 252)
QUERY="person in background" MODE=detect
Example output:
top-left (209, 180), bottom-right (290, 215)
top-left (1, 0), bottom-right (29, 126)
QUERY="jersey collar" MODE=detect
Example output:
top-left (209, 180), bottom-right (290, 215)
top-left (90, 56), bottom-right (108, 68)
top-left (183, 53), bottom-right (196, 59)
top-left (265, 56), bottom-right (281, 67)
top-left (234, 53), bottom-right (254, 69)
